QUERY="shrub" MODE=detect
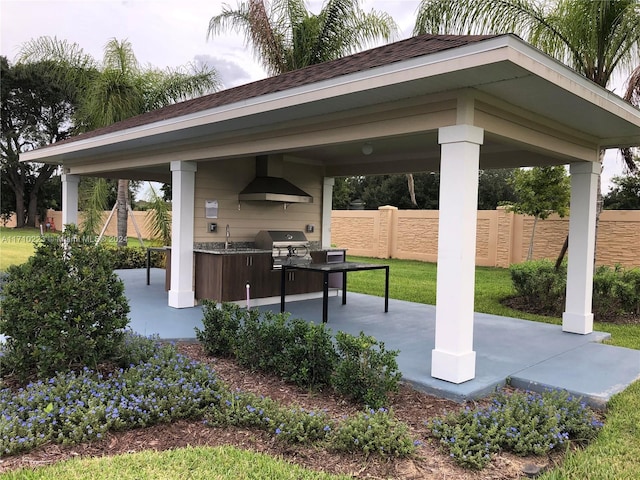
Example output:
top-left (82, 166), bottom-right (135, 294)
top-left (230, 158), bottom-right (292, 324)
top-left (234, 311), bottom-right (337, 390)
top-left (330, 407), bottom-right (416, 457)
top-left (509, 259), bottom-right (566, 313)
top-left (0, 342), bottom-right (223, 456)
top-left (332, 331), bottom-right (402, 408)
top-left (105, 245), bottom-right (165, 269)
top-left (280, 318), bottom-right (337, 389)
top-left (235, 310), bottom-right (288, 373)
top-left (430, 389), bottom-right (603, 470)
top-left (0, 226), bottom-right (130, 380)
top-left (593, 265), bottom-right (640, 319)
top-left (195, 302), bottom-right (244, 357)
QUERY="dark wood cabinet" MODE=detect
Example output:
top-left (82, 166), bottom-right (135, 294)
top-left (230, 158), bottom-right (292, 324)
top-left (190, 250), bottom-right (344, 303)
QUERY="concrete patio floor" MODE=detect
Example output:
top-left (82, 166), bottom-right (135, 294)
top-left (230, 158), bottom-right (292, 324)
top-left (122, 268), bottom-right (640, 409)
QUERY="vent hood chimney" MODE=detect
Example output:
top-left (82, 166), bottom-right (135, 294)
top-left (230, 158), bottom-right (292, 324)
top-left (238, 155), bottom-right (313, 203)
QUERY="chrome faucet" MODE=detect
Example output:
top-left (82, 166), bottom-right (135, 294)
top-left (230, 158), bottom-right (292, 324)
top-left (225, 224), bottom-right (230, 249)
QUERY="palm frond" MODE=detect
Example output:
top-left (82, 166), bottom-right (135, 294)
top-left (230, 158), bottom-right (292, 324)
top-left (81, 178), bottom-right (109, 237)
top-left (102, 38), bottom-right (140, 75)
top-left (145, 183), bottom-right (172, 246)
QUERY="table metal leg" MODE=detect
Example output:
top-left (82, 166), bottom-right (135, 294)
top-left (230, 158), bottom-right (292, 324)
top-left (384, 266), bottom-right (389, 312)
top-left (342, 271), bottom-right (347, 305)
top-left (146, 249), bottom-right (151, 285)
top-left (280, 267), bottom-right (286, 313)
top-left (322, 272), bottom-right (329, 323)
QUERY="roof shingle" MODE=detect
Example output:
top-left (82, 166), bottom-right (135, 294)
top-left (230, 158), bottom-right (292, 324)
top-left (52, 34), bottom-right (500, 146)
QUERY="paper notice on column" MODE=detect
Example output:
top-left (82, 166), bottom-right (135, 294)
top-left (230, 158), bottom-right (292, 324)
top-left (205, 200), bottom-right (218, 218)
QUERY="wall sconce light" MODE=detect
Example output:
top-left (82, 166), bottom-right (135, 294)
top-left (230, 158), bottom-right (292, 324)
top-left (361, 142), bottom-right (373, 155)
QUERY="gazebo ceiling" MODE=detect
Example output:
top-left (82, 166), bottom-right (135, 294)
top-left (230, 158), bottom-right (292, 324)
top-left (21, 34), bottom-right (640, 182)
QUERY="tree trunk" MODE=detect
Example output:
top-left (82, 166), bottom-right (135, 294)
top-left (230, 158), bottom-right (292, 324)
top-left (13, 188), bottom-right (26, 228)
top-left (527, 216), bottom-right (538, 261)
top-left (25, 165), bottom-right (57, 227)
top-left (116, 179), bottom-right (129, 247)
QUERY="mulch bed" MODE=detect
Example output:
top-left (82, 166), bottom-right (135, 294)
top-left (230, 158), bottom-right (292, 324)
top-left (0, 342), bottom-right (560, 479)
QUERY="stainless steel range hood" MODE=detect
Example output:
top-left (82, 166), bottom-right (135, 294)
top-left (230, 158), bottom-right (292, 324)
top-left (238, 155), bottom-right (313, 203)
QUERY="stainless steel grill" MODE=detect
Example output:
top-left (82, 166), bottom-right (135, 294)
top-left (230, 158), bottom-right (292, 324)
top-left (255, 230), bottom-right (312, 269)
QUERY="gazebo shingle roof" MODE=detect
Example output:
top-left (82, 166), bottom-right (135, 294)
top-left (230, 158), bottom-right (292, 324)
top-left (51, 34), bottom-right (499, 147)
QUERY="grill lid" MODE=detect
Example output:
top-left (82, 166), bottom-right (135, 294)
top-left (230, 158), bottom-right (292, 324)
top-left (255, 230), bottom-right (309, 249)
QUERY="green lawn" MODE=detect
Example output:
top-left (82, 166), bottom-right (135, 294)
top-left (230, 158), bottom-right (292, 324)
top-left (0, 445), bottom-right (350, 480)
top-left (0, 227), bottom-right (154, 272)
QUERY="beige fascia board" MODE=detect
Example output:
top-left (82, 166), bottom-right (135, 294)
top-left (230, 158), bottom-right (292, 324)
top-left (20, 36), bottom-right (529, 164)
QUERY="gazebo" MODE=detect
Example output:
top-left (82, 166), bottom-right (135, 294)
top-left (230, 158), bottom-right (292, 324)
top-left (22, 34), bottom-right (640, 385)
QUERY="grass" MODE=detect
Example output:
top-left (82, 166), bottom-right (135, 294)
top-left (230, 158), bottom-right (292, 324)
top-left (0, 445), bottom-right (350, 479)
top-left (0, 227), bottom-right (155, 272)
top-left (538, 380), bottom-right (640, 480)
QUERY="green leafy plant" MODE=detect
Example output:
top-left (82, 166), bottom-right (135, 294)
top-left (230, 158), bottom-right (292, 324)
top-left (593, 265), bottom-right (640, 319)
top-left (332, 331), bottom-right (402, 408)
top-left (280, 318), bottom-right (337, 389)
top-left (195, 302), bottom-right (244, 357)
top-left (105, 245), bottom-right (164, 269)
top-left (330, 407), bottom-right (416, 457)
top-left (0, 226), bottom-right (130, 380)
top-left (430, 389), bottom-right (603, 470)
top-left (509, 259), bottom-right (567, 313)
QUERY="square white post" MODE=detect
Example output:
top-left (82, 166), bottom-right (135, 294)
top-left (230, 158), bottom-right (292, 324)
top-left (321, 177), bottom-right (335, 249)
top-left (431, 125), bottom-right (484, 384)
top-left (168, 160), bottom-right (197, 308)
top-left (61, 174), bottom-right (80, 229)
top-left (563, 161), bottom-right (599, 334)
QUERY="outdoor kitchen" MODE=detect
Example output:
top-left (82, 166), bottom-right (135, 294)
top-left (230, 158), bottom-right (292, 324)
top-left (163, 155), bottom-right (347, 304)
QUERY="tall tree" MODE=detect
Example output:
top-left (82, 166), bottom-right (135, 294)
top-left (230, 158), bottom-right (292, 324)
top-left (1, 56), bottom-right (76, 227)
top-left (414, 0), bottom-right (640, 202)
top-left (208, 0), bottom-right (396, 76)
top-left (18, 37), bottom-right (220, 244)
top-left (507, 166), bottom-right (571, 260)
top-left (603, 168), bottom-right (640, 210)
top-left (209, 0), bottom-right (399, 200)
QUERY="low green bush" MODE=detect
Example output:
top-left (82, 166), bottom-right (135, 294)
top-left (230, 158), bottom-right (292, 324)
top-left (430, 389), bottom-right (603, 470)
top-left (0, 339), bottom-right (223, 456)
top-left (197, 307), bottom-right (400, 404)
top-left (510, 260), bottom-right (640, 320)
top-left (593, 265), bottom-right (640, 318)
top-left (330, 407), bottom-right (416, 457)
top-left (0, 226), bottom-right (130, 380)
top-left (105, 245), bottom-right (165, 269)
top-left (332, 331), bottom-right (402, 409)
top-left (509, 260), bottom-right (566, 313)
top-left (195, 302), bottom-right (245, 357)
top-left (204, 390), bottom-right (416, 456)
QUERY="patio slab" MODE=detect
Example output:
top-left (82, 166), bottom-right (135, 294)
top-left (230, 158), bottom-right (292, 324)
top-left (121, 268), bottom-right (640, 408)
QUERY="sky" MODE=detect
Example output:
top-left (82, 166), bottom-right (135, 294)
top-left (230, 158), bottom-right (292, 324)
top-left (1, 0), bottom-right (634, 192)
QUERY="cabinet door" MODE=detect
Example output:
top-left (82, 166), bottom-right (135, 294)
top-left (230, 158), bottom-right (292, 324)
top-left (221, 254), bottom-right (252, 301)
top-left (221, 253), bottom-right (274, 302)
top-left (195, 253), bottom-right (223, 301)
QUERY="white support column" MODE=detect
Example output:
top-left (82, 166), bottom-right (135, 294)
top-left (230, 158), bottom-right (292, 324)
top-left (321, 177), bottom-right (335, 249)
top-left (168, 160), bottom-right (197, 308)
top-left (61, 174), bottom-right (80, 229)
top-left (563, 161), bottom-right (599, 334)
top-left (432, 124), bottom-right (484, 384)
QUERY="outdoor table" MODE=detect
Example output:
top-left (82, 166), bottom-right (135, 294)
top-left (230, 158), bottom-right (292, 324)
top-left (280, 262), bottom-right (389, 323)
top-left (146, 247), bottom-right (167, 285)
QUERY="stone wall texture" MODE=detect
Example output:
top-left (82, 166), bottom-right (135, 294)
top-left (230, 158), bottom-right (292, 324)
top-left (331, 207), bottom-right (640, 268)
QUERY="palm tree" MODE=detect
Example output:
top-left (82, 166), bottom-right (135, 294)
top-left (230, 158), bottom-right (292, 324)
top-left (208, 0), bottom-right (397, 76)
top-left (208, 0), bottom-right (406, 199)
top-left (414, 0), bottom-right (640, 175)
top-left (414, 0), bottom-right (640, 264)
top-left (18, 37), bottom-right (220, 245)
top-left (623, 64), bottom-right (640, 170)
